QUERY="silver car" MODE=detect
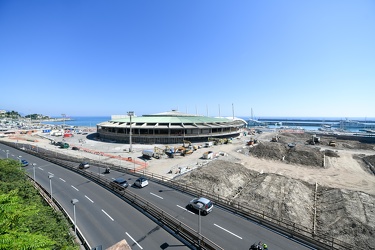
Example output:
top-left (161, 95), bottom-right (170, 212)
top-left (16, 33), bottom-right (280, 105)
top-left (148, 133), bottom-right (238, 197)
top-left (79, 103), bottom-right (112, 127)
top-left (188, 197), bottom-right (213, 215)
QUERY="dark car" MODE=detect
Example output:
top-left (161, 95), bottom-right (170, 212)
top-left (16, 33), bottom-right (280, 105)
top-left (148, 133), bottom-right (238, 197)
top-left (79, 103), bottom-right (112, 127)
top-left (21, 159), bottom-right (29, 167)
top-left (72, 146), bottom-right (80, 151)
top-left (111, 177), bottom-right (129, 190)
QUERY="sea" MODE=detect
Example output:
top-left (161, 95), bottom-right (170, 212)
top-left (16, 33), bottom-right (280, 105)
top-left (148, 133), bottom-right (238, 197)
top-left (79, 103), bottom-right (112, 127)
top-left (42, 116), bottom-right (375, 133)
top-left (41, 116), bottom-right (111, 128)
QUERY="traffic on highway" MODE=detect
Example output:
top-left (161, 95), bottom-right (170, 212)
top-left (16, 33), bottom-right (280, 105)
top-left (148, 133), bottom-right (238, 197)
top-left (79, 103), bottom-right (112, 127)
top-left (1, 144), bottom-right (313, 249)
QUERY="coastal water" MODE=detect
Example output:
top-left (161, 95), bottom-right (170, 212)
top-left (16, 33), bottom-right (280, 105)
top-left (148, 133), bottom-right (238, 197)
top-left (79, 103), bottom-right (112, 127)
top-left (41, 116), bottom-right (375, 132)
top-left (42, 116), bottom-right (111, 128)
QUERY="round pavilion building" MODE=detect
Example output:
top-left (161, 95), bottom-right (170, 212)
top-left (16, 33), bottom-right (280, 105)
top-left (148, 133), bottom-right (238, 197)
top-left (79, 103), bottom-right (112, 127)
top-left (97, 110), bottom-right (246, 144)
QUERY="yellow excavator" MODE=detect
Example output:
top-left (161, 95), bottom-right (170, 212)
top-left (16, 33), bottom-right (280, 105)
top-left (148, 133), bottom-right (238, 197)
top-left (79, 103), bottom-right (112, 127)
top-left (183, 140), bottom-right (198, 151)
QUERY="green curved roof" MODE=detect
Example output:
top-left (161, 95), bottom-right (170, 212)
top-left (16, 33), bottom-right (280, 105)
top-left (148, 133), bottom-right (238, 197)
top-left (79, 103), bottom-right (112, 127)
top-left (98, 110), bottom-right (246, 126)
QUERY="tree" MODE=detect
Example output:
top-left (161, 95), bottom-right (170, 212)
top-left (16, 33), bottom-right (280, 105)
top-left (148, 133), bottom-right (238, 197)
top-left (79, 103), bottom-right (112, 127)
top-left (0, 160), bottom-right (78, 249)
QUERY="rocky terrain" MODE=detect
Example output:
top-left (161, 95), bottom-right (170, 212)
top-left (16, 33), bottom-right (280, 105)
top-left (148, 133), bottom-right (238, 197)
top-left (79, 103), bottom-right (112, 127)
top-left (174, 132), bottom-right (375, 249)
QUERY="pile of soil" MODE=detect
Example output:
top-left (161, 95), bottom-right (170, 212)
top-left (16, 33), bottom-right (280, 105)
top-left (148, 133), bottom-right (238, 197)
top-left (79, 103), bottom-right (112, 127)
top-left (175, 160), bottom-right (375, 249)
top-left (248, 141), bottom-right (324, 167)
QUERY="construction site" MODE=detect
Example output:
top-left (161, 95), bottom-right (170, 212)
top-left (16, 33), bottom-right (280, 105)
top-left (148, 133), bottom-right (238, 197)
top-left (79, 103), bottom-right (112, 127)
top-left (1, 128), bottom-right (375, 249)
top-left (170, 131), bottom-right (375, 249)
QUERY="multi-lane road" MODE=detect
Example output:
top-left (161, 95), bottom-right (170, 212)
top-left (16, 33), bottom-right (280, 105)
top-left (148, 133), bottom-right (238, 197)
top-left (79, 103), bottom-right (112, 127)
top-left (1, 144), bottom-right (312, 249)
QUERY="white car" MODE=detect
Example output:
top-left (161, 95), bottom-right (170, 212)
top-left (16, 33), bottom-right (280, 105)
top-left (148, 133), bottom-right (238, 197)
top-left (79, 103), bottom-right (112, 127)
top-left (134, 177), bottom-right (149, 188)
top-left (78, 162), bottom-right (90, 169)
top-left (188, 197), bottom-right (213, 215)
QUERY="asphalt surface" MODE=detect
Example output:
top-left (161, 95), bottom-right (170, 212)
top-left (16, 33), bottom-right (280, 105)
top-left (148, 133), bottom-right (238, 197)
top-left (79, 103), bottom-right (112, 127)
top-left (1, 143), bottom-right (313, 250)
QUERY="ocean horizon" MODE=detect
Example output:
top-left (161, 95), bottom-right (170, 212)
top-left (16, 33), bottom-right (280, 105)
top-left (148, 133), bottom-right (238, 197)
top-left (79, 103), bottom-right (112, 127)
top-left (42, 115), bottom-right (375, 129)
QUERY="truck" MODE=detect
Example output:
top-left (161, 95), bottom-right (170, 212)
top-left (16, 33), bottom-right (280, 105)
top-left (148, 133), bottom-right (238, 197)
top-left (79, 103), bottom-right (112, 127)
top-left (142, 149), bottom-right (154, 159)
top-left (202, 151), bottom-right (214, 159)
top-left (205, 141), bottom-right (213, 147)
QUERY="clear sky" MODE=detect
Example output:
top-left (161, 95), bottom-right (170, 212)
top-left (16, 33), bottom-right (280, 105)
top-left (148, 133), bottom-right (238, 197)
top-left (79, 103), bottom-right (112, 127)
top-left (1, 0), bottom-right (374, 119)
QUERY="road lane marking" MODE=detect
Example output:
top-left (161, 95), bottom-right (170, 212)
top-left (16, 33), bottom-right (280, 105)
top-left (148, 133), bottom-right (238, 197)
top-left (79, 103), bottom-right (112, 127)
top-left (214, 224), bottom-right (242, 239)
top-left (38, 167), bottom-right (44, 170)
top-left (126, 232), bottom-right (143, 249)
top-left (48, 172), bottom-right (53, 175)
top-left (59, 178), bottom-right (66, 182)
top-left (102, 209), bottom-right (114, 221)
top-left (71, 185), bottom-right (79, 191)
top-left (150, 192), bottom-right (163, 199)
top-left (85, 195), bottom-right (94, 203)
top-left (177, 205), bottom-right (195, 214)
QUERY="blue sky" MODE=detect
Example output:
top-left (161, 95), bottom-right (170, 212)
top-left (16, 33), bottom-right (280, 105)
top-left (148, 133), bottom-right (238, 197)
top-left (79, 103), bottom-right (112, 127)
top-left (1, 0), bottom-right (374, 119)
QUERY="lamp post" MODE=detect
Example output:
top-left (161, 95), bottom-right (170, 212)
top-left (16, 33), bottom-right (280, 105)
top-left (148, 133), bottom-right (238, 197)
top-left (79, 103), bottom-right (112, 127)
top-left (71, 199), bottom-right (79, 236)
top-left (6, 150), bottom-right (9, 158)
top-left (128, 111), bottom-right (134, 152)
top-left (48, 174), bottom-right (54, 200)
top-left (32, 163), bottom-right (36, 181)
top-left (18, 156), bottom-right (22, 170)
top-left (198, 208), bottom-right (201, 246)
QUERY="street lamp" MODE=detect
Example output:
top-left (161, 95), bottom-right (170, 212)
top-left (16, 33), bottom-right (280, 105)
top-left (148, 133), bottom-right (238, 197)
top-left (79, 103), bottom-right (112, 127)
top-left (71, 199), bottom-right (79, 236)
top-left (48, 174), bottom-right (54, 200)
top-left (198, 207), bottom-right (202, 246)
top-left (32, 163), bottom-right (36, 181)
top-left (6, 150), bottom-right (9, 158)
top-left (127, 111), bottom-right (134, 152)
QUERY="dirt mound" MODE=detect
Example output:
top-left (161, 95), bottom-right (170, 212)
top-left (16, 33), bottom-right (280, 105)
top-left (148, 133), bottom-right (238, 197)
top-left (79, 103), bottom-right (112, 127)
top-left (248, 141), bottom-right (324, 167)
top-left (176, 160), bottom-right (315, 228)
top-left (175, 160), bottom-right (375, 249)
top-left (324, 149), bottom-right (339, 157)
top-left (317, 188), bottom-right (375, 248)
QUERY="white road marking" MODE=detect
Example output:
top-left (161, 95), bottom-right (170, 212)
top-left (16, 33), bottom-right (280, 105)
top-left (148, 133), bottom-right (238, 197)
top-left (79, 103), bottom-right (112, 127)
top-left (71, 185), bottom-right (79, 191)
top-left (85, 195), bottom-right (94, 203)
top-left (102, 209), bottom-right (114, 221)
top-left (214, 224), bottom-right (242, 239)
top-left (59, 178), bottom-right (66, 182)
top-left (177, 205), bottom-right (195, 214)
top-left (38, 167), bottom-right (44, 170)
top-left (150, 192), bottom-right (163, 199)
top-left (126, 232), bottom-right (143, 249)
top-left (48, 172), bottom-right (53, 175)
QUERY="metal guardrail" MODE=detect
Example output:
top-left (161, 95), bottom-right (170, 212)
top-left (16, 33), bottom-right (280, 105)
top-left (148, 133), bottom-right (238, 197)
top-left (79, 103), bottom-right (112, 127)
top-left (1, 140), bottom-right (354, 249)
top-left (27, 176), bottom-right (90, 249)
top-left (2, 141), bottom-right (221, 250)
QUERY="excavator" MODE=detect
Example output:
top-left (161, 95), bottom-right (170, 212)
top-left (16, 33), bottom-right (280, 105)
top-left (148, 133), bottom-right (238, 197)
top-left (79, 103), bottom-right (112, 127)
top-left (183, 140), bottom-right (198, 151)
top-left (153, 146), bottom-right (165, 159)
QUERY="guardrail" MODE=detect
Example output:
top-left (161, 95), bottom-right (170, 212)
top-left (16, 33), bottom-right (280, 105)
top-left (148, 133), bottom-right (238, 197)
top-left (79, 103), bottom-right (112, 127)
top-left (2, 141), bottom-right (222, 250)
top-left (27, 176), bottom-right (90, 249)
top-left (1, 140), bottom-right (354, 249)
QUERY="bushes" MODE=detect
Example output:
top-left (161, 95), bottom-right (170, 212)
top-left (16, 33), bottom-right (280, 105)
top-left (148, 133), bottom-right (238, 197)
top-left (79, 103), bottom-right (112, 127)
top-left (0, 159), bottom-right (78, 250)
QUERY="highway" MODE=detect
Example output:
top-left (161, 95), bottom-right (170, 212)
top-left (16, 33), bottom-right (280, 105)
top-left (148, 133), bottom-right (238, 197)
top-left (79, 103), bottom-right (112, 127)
top-left (1, 144), bottom-right (313, 249)
top-left (0, 144), bottom-right (190, 249)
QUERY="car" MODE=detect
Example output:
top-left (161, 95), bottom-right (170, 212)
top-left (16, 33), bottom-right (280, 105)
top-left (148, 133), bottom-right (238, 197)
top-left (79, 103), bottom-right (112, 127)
top-left (134, 177), bottom-right (149, 188)
top-left (55, 141), bottom-right (64, 147)
top-left (188, 197), bottom-right (213, 215)
top-left (21, 159), bottom-right (29, 167)
top-left (111, 178), bottom-right (129, 190)
top-left (78, 162), bottom-right (90, 169)
top-left (60, 143), bottom-right (69, 149)
top-left (72, 146), bottom-right (80, 151)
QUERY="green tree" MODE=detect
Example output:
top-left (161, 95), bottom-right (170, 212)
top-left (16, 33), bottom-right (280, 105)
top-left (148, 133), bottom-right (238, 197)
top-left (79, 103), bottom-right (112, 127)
top-left (0, 159), bottom-right (78, 250)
